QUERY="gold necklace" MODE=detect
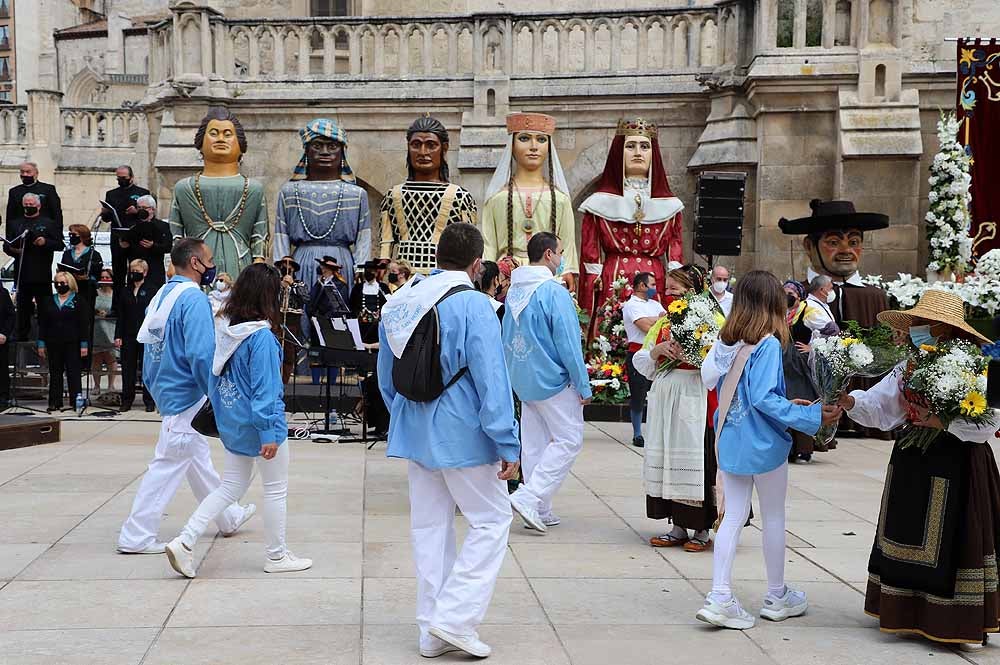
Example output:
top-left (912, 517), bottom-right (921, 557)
top-left (193, 173), bottom-right (251, 233)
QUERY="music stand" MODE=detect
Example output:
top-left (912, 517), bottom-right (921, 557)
top-left (311, 316), bottom-right (381, 444)
top-left (1, 230), bottom-right (48, 416)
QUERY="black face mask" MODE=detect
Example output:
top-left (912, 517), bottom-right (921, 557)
top-left (787, 294), bottom-right (797, 308)
top-left (68, 234), bottom-right (81, 246)
top-left (23, 206), bottom-right (38, 217)
top-left (137, 209), bottom-right (151, 221)
top-left (130, 271), bottom-right (145, 283)
top-left (387, 273), bottom-right (399, 284)
top-left (364, 270), bottom-right (376, 282)
top-left (54, 283), bottom-right (70, 295)
top-left (117, 177), bottom-right (131, 188)
top-left (280, 267), bottom-right (294, 277)
top-left (20, 176), bottom-right (35, 186)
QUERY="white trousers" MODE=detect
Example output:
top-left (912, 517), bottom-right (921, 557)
top-left (711, 463), bottom-right (789, 598)
top-left (408, 461), bottom-right (513, 639)
top-left (118, 398), bottom-right (243, 551)
top-left (519, 385), bottom-right (585, 516)
top-left (181, 443), bottom-right (289, 559)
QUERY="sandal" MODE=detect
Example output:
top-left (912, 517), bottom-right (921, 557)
top-left (650, 533), bottom-right (689, 548)
top-left (683, 536), bottom-right (712, 552)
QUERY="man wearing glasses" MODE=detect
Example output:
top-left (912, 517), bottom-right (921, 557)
top-left (121, 195), bottom-right (172, 292)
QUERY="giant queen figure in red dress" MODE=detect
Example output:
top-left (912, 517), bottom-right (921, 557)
top-left (578, 118), bottom-right (684, 322)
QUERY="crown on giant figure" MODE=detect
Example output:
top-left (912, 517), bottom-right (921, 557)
top-left (506, 112), bottom-right (557, 135)
top-left (615, 118), bottom-right (658, 140)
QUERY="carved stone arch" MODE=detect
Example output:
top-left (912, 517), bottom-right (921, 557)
top-left (65, 65), bottom-right (106, 107)
top-left (380, 22), bottom-right (404, 38)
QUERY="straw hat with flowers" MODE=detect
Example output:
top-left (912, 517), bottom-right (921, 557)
top-left (877, 289), bottom-right (990, 345)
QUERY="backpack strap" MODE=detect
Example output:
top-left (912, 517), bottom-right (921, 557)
top-left (435, 283), bottom-right (474, 389)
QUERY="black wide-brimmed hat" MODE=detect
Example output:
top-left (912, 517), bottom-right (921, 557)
top-left (360, 259), bottom-right (381, 270)
top-left (315, 255), bottom-right (342, 271)
top-left (778, 199), bottom-right (889, 235)
top-left (276, 255), bottom-right (300, 271)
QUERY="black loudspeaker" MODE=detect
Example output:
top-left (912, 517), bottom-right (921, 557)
top-left (695, 172), bottom-right (747, 257)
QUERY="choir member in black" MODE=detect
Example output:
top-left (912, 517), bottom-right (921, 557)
top-left (350, 260), bottom-right (390, 342)
top-left (59, 224), bottom-right (104, 311)
top-left (100, 165), bottom-right (150, 294)
top-left (38, 272), bottom-right (89, 411)
top-left (123, 195), bottom-right (171, 292)
top-left (307, 255), bottom-right (351, 322)
top-left (475, 259), bottom-right (509, 322)
top-left (276, 255), bottom-right (309, 384)
top-left (5, 162), bottom-right (63, 228)
top-left (7, 193), bottom-right (64, 340)
top-left (114, 259), bottom-right (156, 412)
top-left (0, 283), bottom-right (13, 408)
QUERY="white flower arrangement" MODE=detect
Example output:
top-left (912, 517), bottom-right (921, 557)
top-left (925, 112), bottom-right (973, 276)
top-left (976, 249), bottom-right (1000, 281)
top-left (658, 293), bottom-right (723, 370)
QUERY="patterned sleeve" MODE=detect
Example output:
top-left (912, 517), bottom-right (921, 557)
top-left (273, 187), bottom-right (290, 262)
top-left (353, 189), bottom-right (372, 264)
top-left (251, 186), bottom-right (269, 261)
top-left (378, 193), bottom-right (395, 259)
top-left (455, 188), bottom-right (479, 225)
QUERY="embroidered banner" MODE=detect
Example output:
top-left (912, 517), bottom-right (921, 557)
top-left (958, 39), bottom-right (1000, 257)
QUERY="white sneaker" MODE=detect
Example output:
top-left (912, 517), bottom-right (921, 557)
top-left (263, 551), bottom-right (313, 574)
top-left (419, 634), bottom-right (461, 658)
top-left (509, 490), bottom-right (547, 533)
top-left (117, 541), bottom-right (166, 555)
top-left (428, 626), bottom-right (491, 658)
top-left (164, 537), bottom-right (197, 578)
top-left (695, 595), bottom-right (755, 630)
top-left (526, 513), bottom-right (561, 528)
top-left (219, 503), bottom-right (257, 537)
top-left (760, 587), bottom-right (808, 622)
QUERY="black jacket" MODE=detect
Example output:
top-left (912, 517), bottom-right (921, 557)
top-left (113, 282), bottom-right (155, 341)
top-left (59, 246), bottom-right (104, 289)
top-left (102, 183), bottom-right (151, 244)
top-left (349, 281), bottom-right (389, 344)
top-left (0, 285), bottom-right (13, 341)
top-left (5, 181), bottom-right (63, 228)
top-left (125, 218), bottom-right (171, 289)
top-left (7, 215), bottom-right (63, 285)
top-left (307, 279), bottom-right (351, 319)
top-left (38, 293), bottom-right (89, 348)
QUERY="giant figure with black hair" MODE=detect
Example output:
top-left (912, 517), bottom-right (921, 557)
top-left (169, 107), bottom-right (269, 279)
top-left (378, 115), bottom-right (478, 274)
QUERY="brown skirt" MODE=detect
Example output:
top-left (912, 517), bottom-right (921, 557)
top-left (865, 437), bottom-right (1000, 644)
top-left (646, 427), bottom-right (718, 531)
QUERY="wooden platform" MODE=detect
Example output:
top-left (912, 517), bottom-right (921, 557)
top-left (0, 415), bottom-right (61, 451)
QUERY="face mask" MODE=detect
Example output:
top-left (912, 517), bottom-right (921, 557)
top-left (20, 176), bottom-right (35, 186)
top-left (54, 283), bottom-right (70, 295)
top-left (137, 210), bottom-right (151, 221)
top-left (117, 177), bottom-right (131, 188)
top-left (129, 271), bottom-right (144, 283)
top-left (909, 325), bottom-right (938, 349)
top-left (645, 287), bottom-right (657, 299)
top-left (826, 289), bottom-right (837, 304)
top-left (68, 234), bottom-right (81, 246)
top-left (23, 206), bottom-right (38, 217)
top-left (195, 258), bottom-right (217, 287)
top-left (786, 293), bottom-right (798, 308)
top-left (280, 267), bottom-right (293, 277)
top-left (387, 273), bottom-right (399, 284)
top-left (215, 280), bottom-right (229, 292)
top-left (551, 255), bottom-right (565, 276)
top-left (711, 280), bottom-right (728, 295)
top-left (364, 270), bottom-right (376, 282)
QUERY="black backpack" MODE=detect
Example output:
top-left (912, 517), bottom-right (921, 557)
top-left (392, 285), bottom-right (473, 402)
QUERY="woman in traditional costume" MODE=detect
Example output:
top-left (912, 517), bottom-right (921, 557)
top-left (481, 112), bottom-right (577, 290)
top-left (633, 265), bottom-right (720, 552)
top-left (782, 280), bottom-right (821, 462)
top-left (578, 118), bottom-right (683, 326)
top-left (839, 290), bottom-right (1000, 650)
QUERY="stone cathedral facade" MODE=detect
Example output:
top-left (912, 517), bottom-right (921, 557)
top-left (1, 0), bottom-right (996, 279)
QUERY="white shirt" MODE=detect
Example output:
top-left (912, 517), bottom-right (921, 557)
top-left (362, 281), bottom-right (381, 296)
top-left (807, 266), bottom-right (864, 287)
top-left (804, 294), bottom-right (836, 333)
top-left (713, 290), bottom-right (733, 317)
top-left (622, 295), bottom-right (666, 346)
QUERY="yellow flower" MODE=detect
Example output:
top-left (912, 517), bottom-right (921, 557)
top-left (700, 346), bottom-right (710, 359)
top-left (840, 337), bottom-right (860, 347)
top-left (611, 365), bottom-right (623, 377)
top-left (694, 323), bottom-right (709, 341)
top-left (668, 299), bottom-right (688, 315)
top-left (960, 391), bottom-right (987, 418)
top-left (919, 344), bottom-right (938, 353)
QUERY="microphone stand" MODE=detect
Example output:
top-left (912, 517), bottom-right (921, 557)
top-left (1, 229), bottom-right (47, 416)
top-left (75, 242), bottom-right (114, 417)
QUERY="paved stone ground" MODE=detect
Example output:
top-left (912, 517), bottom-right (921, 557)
top-left (1, 412), bottom-right (998, 664)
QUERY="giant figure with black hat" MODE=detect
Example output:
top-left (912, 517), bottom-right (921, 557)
top-left (779, 199), bottom-right (890, 329)
top-left (378, 115), bottom-right (478, 274)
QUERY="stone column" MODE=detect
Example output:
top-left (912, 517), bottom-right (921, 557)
top-left (25, 89), bottom-right (63, 180)
top-left (106, 13), bottom-right (129, 75)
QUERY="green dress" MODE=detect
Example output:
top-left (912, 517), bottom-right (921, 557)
top-left (169, 174), bottom-right (269, 279)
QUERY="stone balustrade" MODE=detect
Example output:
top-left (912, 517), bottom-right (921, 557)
top-left (60, 108), bottom-right (145, 148)
top-left (148, 6), bottom-right (746, 85)
top-left (0, 105), bottom-right (26, 145)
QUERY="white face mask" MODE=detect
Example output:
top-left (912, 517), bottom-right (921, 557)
top-left (215, 281), bottom-right (229, 292)
top-left (826, 289), bottom-right (837, 304)
top-left (711, 280), bottom-right (728, 295)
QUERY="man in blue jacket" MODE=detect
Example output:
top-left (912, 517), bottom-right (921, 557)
top-left (117, 238), bottom-right (254, 554)
top-left (503, 232), bottom-right (592, 533)
top-left (378, 223), bottom-right (520, 659)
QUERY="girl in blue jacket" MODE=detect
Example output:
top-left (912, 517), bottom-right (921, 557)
top-left (166, 263), bottom-right (312, 578)
top-left (697, 271), bottom-right (841, 630)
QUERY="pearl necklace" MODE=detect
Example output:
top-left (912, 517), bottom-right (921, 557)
top-left (295, 180), bottom-right (345, 241)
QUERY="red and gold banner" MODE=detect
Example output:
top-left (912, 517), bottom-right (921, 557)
top-left (958, 39), bottom-right (1000, 257)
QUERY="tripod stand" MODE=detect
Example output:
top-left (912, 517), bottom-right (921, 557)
top-left (1, 229), bottom-right (48, 416)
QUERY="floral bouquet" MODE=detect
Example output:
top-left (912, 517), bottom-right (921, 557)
top-left (588, 275), bottom-right (630, 366)
top-left (587, 358), bottom-right (630, 405)
top-left (653, 293), bottom-right (723, 374)
top-left (810, 323), bottom-right (909, 445)
top-left (896, 340), bottom-right (995, 451)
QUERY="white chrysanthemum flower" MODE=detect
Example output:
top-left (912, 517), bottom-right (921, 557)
top-left (848, 343), bottom-right (874, 367)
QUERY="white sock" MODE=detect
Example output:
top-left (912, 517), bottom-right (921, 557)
top-left (709, 590), bottom-right (733, 604)
top-left (669, 524), bottom-right (687, 539)
top-left (767, 585), bottom-right (788, 599)
top-left (693, 529), bottom-right (710, 542)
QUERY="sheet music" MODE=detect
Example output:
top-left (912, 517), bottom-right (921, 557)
top-left (100, 201), bottom-right (121, 226)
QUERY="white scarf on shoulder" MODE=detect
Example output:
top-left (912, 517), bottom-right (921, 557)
top-left (381, 270), bottom-right (472, 358)
top-left (136, 280), bottom-right (199, 345)
top-left (505, 265), bottom-right (554, 322)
